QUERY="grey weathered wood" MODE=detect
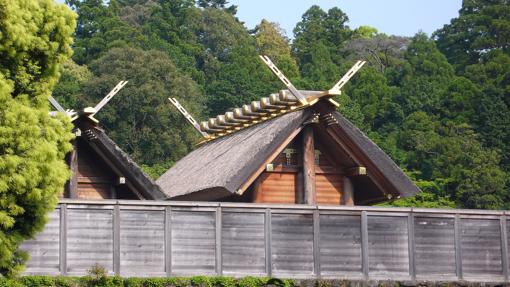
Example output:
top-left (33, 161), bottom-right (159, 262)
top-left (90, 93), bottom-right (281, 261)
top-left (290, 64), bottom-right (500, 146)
top-left (216, 206), bottom-right (222, 275)
top-left (19, 208), bottom-right (61, 275)
top-left (367, 215), bottom-right (409, 276)
top-left (461, 218), bottom-right (502, 278)
top-left (320, 214), bottom-right (362, 276)
top-left (414, 216), bottom-right (456, 277)
top-left (165, 206), bottom-right (172, 276)
top-left (455, 214), bottom-right (463, 279)
top-left (68, 145), bottom-right (78, 199)
top-left (500, 216), bottom-right (508, 282)
top-left (408, 213), bottom-right (415, 279)
top-left (313, 210), bottom-right (320, 277)
top-left (67, 207), bottom-right (114, 275)
top-left (119, 209), bottom-right (165, 276)
top-left (361, 211), bottom-right (369, 279)
top-left (265, 208), bottom-right (272, 277)
top-left (114, 205), bottom-right (120, 275)
top-left (60, 205), bottom-right (67, 275)
top-left (271, 213), bottom-right (314, 275)
top-left (22, 202), bottom-right (510, 281)
top-left (222, 211), bottom-right (265, 275)
top-left (171, 210), bottom-right (216, 274)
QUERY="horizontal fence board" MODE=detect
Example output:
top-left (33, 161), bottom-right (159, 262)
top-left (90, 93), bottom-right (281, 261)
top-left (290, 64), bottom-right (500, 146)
top-left (66, 208), bottom-right (113, 275)
top-left (414, 216), bottom-right (456, 276)
top-left (461, 218), bottom-right (503, 277)
top-left (120, 210), bottom-right (165, 276)
top-left (222, 212), bottom-right (265, 274)
top-left (367, 216), bottom-right (409, 276)
top-left (21, 209), bottom-right (60, 274)
top-left (271, 214), bottom-right (314, 275)
top-left (20, 202), bottom-right (510, 283)
top-left (319, 214), bottom-right (362, 275)
top-left (171, 211), bottom-right (216, 274)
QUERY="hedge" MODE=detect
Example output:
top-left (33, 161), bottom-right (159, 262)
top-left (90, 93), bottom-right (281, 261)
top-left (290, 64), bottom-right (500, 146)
top-left (0, 275), bottom-right (297, 287)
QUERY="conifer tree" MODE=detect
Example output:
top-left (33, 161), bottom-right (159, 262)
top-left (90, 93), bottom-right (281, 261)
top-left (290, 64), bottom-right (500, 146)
top-left (0, 0), bottom-right (75, 276)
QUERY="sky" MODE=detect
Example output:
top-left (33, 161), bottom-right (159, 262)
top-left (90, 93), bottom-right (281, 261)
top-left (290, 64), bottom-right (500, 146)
top-left (229, 0), bottom-right (463, 38)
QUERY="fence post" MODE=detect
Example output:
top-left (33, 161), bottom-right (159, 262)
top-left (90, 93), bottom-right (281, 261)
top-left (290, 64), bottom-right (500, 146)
top-left (165, 206), bottom-right (172, 276)
top-left (215, 206), bottom-right (222, 275)
top-left (454, 214), bottom-right (463, 280)
top-left (265, 208), bottom-right (272, 277)
top-left (59, 203), bottom-right (67, 275)
top-left (361, 211), bottom-right (369, 280)
top-left (500, 215), bottom-right (508, 282)
top-left (408, 212), bottom-right (416, 280)
top-left (313, 209), bottom-right (321, 278)
top-left (113, 204), bottom-right (120, 276)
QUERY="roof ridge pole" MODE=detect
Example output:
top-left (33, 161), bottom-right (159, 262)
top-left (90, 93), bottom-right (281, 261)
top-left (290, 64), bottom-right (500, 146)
top-left (259, 55), bottom-right (308, 105)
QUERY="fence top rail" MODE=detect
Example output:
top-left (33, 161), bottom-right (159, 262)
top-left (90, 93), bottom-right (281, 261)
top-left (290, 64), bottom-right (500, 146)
top-left (57, 199), bottom-right (507, 216)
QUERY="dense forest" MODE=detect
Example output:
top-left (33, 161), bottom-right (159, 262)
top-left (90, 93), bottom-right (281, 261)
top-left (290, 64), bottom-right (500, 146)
top-left (54, 0), bottom-right (510, 210)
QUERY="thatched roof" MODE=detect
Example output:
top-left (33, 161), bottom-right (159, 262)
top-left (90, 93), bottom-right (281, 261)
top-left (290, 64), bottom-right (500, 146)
top-left (156, 109), bottom-right (312, 200)
top-left (157, 102), bottom-right (420, 201)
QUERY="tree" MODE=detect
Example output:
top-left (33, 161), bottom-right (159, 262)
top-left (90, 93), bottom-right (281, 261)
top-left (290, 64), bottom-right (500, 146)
top-left (253, 19), bottom-right (300, 80)
top-left (434, 0), bottom-right (510, 70)
top-left (82, 47), bottom-right (206, 166)
top-left (0, 0), bottom-right (75, 276)
top-left (52, 60), bottom-right (92, 109)
top-left (194, 9), bottom-right (281, 115)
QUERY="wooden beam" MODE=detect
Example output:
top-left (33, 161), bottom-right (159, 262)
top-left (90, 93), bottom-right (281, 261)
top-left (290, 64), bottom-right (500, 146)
top-left (68, 140), bottom-right (78, 199)
top-left (302, 126), bottom-right (316, 205)
top-left (346, 166), bottom-right (367, 177)
top-left (342, 177), bottom-right (354, 206)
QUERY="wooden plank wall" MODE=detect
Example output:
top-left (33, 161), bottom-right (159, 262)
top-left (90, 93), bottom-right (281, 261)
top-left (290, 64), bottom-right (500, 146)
top-left (20, 201), bottom-right (510, 282)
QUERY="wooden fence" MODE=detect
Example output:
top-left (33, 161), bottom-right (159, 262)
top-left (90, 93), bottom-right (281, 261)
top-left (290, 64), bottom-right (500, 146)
top-left (21, 199), bottom-right (509, 282)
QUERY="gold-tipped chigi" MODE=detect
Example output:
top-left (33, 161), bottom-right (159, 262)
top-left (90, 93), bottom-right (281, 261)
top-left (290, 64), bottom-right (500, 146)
top-left (169, 56), bottom-right (366, 143)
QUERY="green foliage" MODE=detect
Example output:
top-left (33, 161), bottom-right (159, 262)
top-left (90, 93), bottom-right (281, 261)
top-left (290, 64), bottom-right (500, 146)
top-left (80, 47), bottom-right (205, 166)
top-left (0, 0), bottom-right (75, 276)
top-left (434, 0), bottom-right (510, 70)
top-left (4, 275), bottom-right (296, 287)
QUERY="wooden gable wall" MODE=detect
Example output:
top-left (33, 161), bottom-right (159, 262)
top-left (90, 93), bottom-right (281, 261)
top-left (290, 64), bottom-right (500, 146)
top-left (63, 138), bottom-right (141, 200)
top-left (249, 125), bottom-right (353, 205)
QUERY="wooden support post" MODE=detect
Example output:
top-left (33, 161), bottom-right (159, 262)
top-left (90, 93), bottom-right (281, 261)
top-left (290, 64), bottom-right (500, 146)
top-left (265, 208), bottom-right (272, 277)
top-left (342, 177), bottom-right (354, 206)
top-left (302, 126), bottom-right (316, 205)
top-left (165, 206), bottom-right (172, 276)
top-left (59, 204), bottom-right (67, 275)
top-left (500, 215), bottom-right (508, 282)
top-left (67, 141), bottom-right (78, 198)
top-left (361, 211), bottom-right (369, 279)
top-left (454, 214), bottom-right (463, 280)
top-left (408, 213), bottom-right (416, 280)
top-left (215, 206), bottom-right (222, 275)
top-left (113, 204), bottom-right (120, 275)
